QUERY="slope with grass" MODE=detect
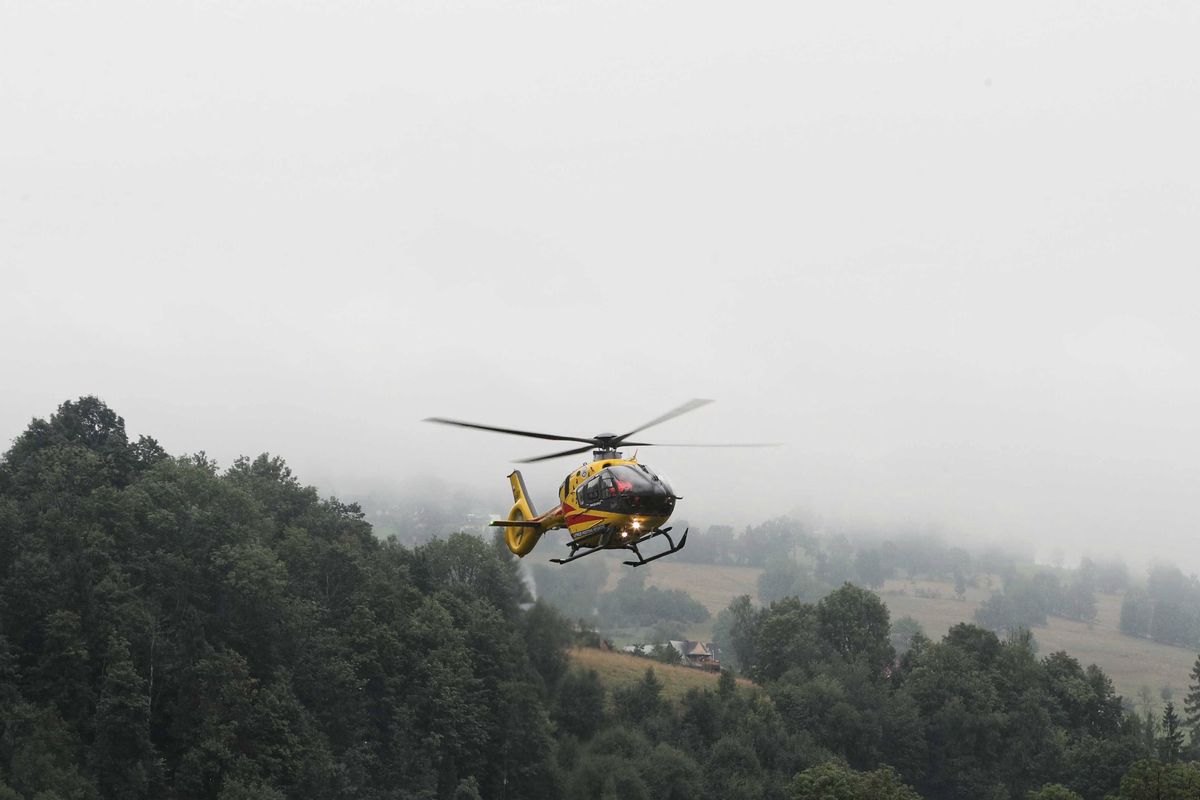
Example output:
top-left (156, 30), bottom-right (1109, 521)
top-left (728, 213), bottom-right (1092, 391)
top-left (567, 646), bottom-right (754, 706)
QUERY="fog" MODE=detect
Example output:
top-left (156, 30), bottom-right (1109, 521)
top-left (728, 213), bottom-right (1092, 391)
top-left (3, 2), bottom-right (1198, 570)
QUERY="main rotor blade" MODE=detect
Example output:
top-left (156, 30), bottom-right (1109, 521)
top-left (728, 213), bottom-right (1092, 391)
top-left (622, 441), bottom-right (782, 448)
top-left (514, 444), bottom-right (597, 464)
top-left (617, 398), bottom-right (714, 441)
top-left (424, 417), bottom-right (596, 445)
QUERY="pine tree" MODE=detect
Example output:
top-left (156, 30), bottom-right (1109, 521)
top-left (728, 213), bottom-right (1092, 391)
top-left (1140, 708), bottom-right (1159, 758)
top-left (717, 668), bottom-right (736, 699)
top-left (1184, 654), bottom-right (1200, 745)
top-left (1159, 702), bottom-right (1185, 763)
top-left (91, 635), bottom-right (160, 798)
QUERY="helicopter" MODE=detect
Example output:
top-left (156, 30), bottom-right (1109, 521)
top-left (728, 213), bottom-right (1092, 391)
top-left (424, 399), bottom-right (774, 567)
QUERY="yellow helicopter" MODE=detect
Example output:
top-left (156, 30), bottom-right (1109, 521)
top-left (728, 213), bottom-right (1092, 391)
top-left (425, 399), bottom-right (774, 567)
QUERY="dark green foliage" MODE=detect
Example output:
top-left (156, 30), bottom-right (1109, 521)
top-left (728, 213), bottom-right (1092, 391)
top-left (1026, 785), bottom-right (1083, 800)
top-left (1184, 654), bottom-right (1200, 745)
top-left (1060, 734), bottom-right (1139, 800)
top-left (1115, 759), bottom-right (1200, 799)
top-left (0, 398), bottom-right (1180, 800)
top-left (452, 776), bottom-right (481, 800)
top-left (90, 635), bottom-right (159, 798)
top-left (790, 762), bottom-right (922, 800)
top-left (1158, 702), bottom-right (1184, 763)
top-left (564, 751), bottom-right (648, 800)
top-left (521, 599), bottom-right (574, 688)
top-left (817, 584), bottom-right (893, 669)
top-left (0, 398), bottom-right (564, 800)
top-left (612, 668), bottom-right (668, 725)
top-left (641, 743), bottom-right (703, 800)
top-left (752, 597), bottom-right (822, 683)
top-left (4, 704), bottom-right (96, 800)
top-left (705, 736), bottom-right (765, 800)
top-left (553, 669), bottom-right (606, 740)
top-left (721, 575), bottom-right (1145, 800)
top-left (713, 594), bottom-right (758, 673)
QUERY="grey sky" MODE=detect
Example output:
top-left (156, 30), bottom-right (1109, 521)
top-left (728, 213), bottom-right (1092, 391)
top-left (3, 2), bottom-right (1198, 569)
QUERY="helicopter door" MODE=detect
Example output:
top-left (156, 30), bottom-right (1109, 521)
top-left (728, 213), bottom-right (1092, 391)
top-left (577, 472), bottom-right (615, 508)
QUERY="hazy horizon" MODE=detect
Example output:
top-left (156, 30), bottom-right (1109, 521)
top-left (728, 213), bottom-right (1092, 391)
top-left (3, 2), bottom-right (1198, 572)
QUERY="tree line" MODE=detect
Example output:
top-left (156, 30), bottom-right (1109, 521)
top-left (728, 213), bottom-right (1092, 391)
top-left (0, 398), bottom-right (562, 798)
top-left (1120, 563), bottom-right (1200, 648)
top-left (2, 397), bottom-right (1200, 800)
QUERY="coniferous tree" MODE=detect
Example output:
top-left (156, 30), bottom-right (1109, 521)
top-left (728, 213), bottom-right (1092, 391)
top-left (1160, 702), bottom-right (1185, 763)
top-left (91, 635), bottom-right (160, 798)
top-left (554, 668), bottom-right (606, 740)
top-left (1184, 654), bottom-right (1200, 746)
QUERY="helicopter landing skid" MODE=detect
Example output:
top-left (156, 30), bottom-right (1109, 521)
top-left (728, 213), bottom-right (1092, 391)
top-left (622, 527), bottom-right (688, 568)
top-left (549, 527), bottom-right (689, 567)
top-left (549, 546), bottom-right (604, 566)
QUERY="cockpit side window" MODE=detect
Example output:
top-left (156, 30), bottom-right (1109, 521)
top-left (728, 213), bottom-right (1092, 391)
top-left (577, 476), bottom-right (600, 506)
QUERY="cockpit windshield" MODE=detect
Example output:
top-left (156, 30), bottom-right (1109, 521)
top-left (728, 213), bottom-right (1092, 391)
top-left (576, 464), bottom-right (676, 515)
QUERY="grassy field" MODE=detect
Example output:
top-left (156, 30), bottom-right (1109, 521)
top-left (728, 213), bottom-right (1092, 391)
top-left (614, 561), bottom-right (1198, 705)
top-left (567, 646), bottom-right (754, 706)
top-left (880, 578), bottom-right (1198, 702)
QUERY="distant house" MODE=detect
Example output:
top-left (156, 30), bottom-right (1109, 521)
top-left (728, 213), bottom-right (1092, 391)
top-left (668, 640), bottom-right (721, 670)
top-left (620, 641), bottom-right (721, 670)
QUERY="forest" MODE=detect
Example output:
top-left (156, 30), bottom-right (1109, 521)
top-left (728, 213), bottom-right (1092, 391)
top-left (4, 398), bottom-right (1200, 800)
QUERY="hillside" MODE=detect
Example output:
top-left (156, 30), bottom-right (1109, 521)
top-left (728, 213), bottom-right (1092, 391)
top-left (626, 560), bottom-right (1199, 703)
top-left (567, 646), bottom-right (754, 706)
top-left (3, 398), bottom-right (1190, 800)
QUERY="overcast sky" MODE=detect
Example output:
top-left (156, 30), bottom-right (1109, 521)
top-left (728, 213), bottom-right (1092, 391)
top-left (3, 1), bottom-right (1198, 569)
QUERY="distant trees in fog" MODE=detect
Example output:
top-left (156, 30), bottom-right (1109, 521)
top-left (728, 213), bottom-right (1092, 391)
top-left (974, 568), bottom-right (1099, 634)
top-left (1120, 563), bottom-right (1200, 648)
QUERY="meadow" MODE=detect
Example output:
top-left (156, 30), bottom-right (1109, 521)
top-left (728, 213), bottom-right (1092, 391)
top-left (567, 645), bottom-right (755, 707)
